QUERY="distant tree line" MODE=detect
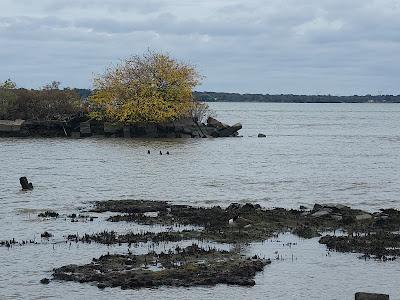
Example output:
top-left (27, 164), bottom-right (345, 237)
top-left (193, 92), bottom-right (400, 103)
top-left (73, 90), bottom-right (400, 104)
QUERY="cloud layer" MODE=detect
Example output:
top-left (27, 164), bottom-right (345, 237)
top-left (1, 0), bottom-right (399, 95)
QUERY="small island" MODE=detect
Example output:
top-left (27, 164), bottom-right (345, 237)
top-left (0, 51), bottom-right (241, 138)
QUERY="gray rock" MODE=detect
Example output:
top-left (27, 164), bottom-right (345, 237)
top-left (207, 117), bottom-right (229, 129)
top-left (355, 292), bottom-right (389, 300)
top-left (70, 132), bottom-right (80, 138)
top-left (323, 203), bottom-right (350, 210)
top-left (80, 121), bottom-right (91, 136)
top-left (40, 278), bottom-right (50, 284)
top-left (355, 214), bottom-right (373, 221)
top-left (331, 214), bottom-right (343, 221)
top-left (0, 119), bottom-right (25, 132)
top-left (104, 123), bottom-right (122, 134)
top-left (217, 123), bottom-right (242, 137)
top-left (312, 208), bottom-right (333, 218)
top-left (123, 126), bottom-right (131, 138)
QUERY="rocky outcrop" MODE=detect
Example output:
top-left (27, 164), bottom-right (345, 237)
top-left (52, 244), bottom-right (270, 289)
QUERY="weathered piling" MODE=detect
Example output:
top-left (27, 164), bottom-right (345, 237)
top-left (19, 177), bottom-right (33, 190)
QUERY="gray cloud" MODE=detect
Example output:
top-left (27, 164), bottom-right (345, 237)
top-left (0, 0), bottom-right (399, 95)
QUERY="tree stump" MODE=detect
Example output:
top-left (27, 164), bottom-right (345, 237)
top-left (20, 177), bottom-right (33, 190)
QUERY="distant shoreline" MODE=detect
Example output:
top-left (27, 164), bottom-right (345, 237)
top-left (194, 91), bottom-right (400, 103)
top-left (69, 89), bottom-right (400, 103)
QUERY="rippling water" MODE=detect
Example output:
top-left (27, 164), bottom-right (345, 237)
top-left (1, 103), bottom-right (399, 299)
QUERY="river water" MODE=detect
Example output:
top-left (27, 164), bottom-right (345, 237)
top-left (0, 103), bottom-right (399, 299)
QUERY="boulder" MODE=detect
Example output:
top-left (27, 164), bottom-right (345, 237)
top-left (123, 126), bottom-right (131, 138)
top-left (0, 119), bottom-right (25, 132)
top-left (80, 121), bottom-right (91, 137)
top-left (104, 123), bottom-right (122, 135)
top-left (355, 214), bottom-right (373, 221)
top-left (311, 208), bottom-right (333, 218)
top-left (216, 123), bottom-right (242, 137)
top-left (40, 278), bottom-right (50, 285)
top-left (70, 132), bottom-right (80, 138)
top-left (207, 117), bottom-right (229, 129)
top-left (355, 292), bottom-right (389, 300)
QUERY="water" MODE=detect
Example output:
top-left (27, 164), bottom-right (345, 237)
top-left (1, 103), bottom-right (400, 299)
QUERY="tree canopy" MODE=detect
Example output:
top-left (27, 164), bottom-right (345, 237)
top-left (89, 51), bottom-right (202, 124)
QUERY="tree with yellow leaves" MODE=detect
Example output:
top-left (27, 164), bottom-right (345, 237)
top-left (89, 51), bottom-right (203, 124)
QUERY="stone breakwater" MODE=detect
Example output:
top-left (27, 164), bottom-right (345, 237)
top-left (0, 117), bottom-right (242, 138)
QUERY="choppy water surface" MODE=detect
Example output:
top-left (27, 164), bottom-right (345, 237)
top-left (1, 103), bottom-right (400, 299)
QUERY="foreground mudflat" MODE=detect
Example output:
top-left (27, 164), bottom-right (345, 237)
top-left (53, 244), bottom-right (270, 289)
top-left (44, 200), bottom-right (400, 291)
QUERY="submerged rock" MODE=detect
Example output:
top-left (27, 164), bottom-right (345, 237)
top-left (38, 211), bottom-right (59, 218)
top-left (40, 278), bottom-right (50, 285)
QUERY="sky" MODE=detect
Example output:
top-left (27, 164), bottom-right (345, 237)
top-left (0, 0), bottom-right (399, 95)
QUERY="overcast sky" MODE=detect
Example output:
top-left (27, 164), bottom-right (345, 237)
top-left (1, 0), bottom-right (399, 95)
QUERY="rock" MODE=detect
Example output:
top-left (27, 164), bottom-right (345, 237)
top-left (38, 211), bottom-right (59, 218)
top-left (293, 226), bottom-right (321, 239)
top-left (80, 121), bottom-right (91, 137)
top-left (356, 214), bottom-right (373, 221)
top-left (70, 132), bottom-right (80, 138)
top-left (257, 133), bottom-right (266, 138)
top-left (123, 126), bottom-right (131, 138)
top-left (314, 203), bottom-right (350, 212)
top-left (355, 292), bottom-right (389, 300)
top-left (331, 214), bottom-right (343, 221)
top-left (323, 203), bottom-right (350, 211)
top-left (311, 208), bottom-right (333, 218)
top-left (19, 177), bottom-right (33, 190)
top-left (0, 119), bottom-right (25, 133)
top-left (207, 117), bottom-right (229, 129)
top-left (41, 231), bottom-right (52, 238)
top-left (227, 203), bottom-right (241, 210)
top-left (216, 123), bottom-right (242, 137)
top-left (104, 123), bottom-right (122, 135)
top-left (40, 278), bottom-right (50, 284)
top-left (313, 203), bottom-right (323, 211)
top-left (299, 205), bottom-right (307, 210)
